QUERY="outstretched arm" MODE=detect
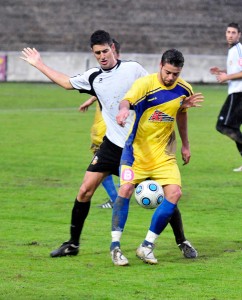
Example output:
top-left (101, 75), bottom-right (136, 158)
top-left (176, 110), bottom-right (190, 165)
top-left (216, 70), bottom-right (242, 83)
top-left (20, 47), bottom-right (73, 90)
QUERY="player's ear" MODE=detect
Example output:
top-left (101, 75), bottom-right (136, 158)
top-left (111, 43), bottom-right (115, 51)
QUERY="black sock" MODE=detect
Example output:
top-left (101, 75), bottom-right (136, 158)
top-left (69, 199), bottom-right (91, 245)
top-left (169, 206), bottom-right (186, 245)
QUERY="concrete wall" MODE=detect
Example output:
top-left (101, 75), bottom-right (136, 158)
top-left (2, 51), bottom-right (225, 83)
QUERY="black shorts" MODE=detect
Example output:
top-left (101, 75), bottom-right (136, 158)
top-left (87, 136), bottom-right (122, 176)
top-left (217, 92), bottom-right (242, 128)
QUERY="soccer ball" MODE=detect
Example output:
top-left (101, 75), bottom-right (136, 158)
top-left (135, 180), bottom-right (164, 209)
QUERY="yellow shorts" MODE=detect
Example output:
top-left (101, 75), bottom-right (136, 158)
top-left (120, 161), bottom-right (181, 187)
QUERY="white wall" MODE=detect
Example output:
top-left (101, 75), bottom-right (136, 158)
top-left (1, 51), bottom-right (226, 83)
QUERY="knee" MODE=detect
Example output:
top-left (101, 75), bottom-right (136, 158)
top-left (165, 187), bottom-right (182, 204)
top-left (78, 184), bottom-right (94, 201)
top-left (119, 183), bottom-right (134, 198)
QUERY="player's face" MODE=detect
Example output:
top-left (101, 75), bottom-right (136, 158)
top-left (92, 43), bottom-right (117, 69)
top-left (159, 63), bottom-right (182, 86)
top-left (226, 27), bottom-right (241, 46)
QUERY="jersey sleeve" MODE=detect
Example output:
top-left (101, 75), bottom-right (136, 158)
top-left (69, 68), bottom-right (98, 91)
top-left (123, 76), bottom-right (149, 105)
top-left (136, 63), bottom-right (149, 78)
top-left (178, 78), bottom-right (194, 112)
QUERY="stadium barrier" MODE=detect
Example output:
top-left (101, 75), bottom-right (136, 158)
top-left (0, 51), bottom-right (226, 83)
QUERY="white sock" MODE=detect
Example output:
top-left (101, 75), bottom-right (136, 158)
top-left (145, 230), bottom-right (159, 244)
top-left (111, 230), bottom-right (122, 242)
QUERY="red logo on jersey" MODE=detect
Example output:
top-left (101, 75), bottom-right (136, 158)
top-left (238, 58), bottom-right (242, 66)
top-left (149, 110), bottom-right (174, 122)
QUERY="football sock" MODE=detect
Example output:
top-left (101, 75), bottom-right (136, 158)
top-left (143, 231), bottom-right (159, 245)
top-left (110, 241), bottom-right (120, 251)
top-left (112, 196), bottom-right (130, 231)
top-left (236, 141), bottom-right (242, 156)
top-left (102, 175), bottom-right (118, 202)
top-left (149, 198), bottom-right (177, 235)
top-left (169, 206), bottom-right (186, 245)
top-left (110, 196), bottom-right (129, 250)
top-left (70, 199), bottom-right (90, 245)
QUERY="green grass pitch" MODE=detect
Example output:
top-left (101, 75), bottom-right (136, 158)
top-left (0, 82), bottom-right (241, 299)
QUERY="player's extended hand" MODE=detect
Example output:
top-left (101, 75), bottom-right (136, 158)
top-left (181, 93), bottom-right (204, 109)
top-left (216, 72), bottom-right (228, 83)
top-left (116, 107), bottom-right (130, 127)
top-left (20, 47), bottom-right (42, 67)
top-left (209, 66), bottom-right (221, 75)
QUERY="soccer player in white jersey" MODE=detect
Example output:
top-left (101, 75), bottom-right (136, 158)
top-left (20, 30), bottom-right (202, 258)
top-left (79, 39), bottom-right (121, 209)
top-left (110, 49), bottom-right (203, 266)
top-left (210, 22), bottom-right (242, 172)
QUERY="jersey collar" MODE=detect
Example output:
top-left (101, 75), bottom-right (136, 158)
top-left (101, 60), bottom-right (121, 72)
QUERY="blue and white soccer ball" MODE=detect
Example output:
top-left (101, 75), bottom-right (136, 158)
top-left (135, 180), bottom-right (164, 209)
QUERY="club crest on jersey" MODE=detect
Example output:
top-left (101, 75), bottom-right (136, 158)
top-left (91, 155), bottom-right (98, 165)
top-left (149, 110), bottom-right (174, 122)
top-left (239, 58), bottom-right (242, 66)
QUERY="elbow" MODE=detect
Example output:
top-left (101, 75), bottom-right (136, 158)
top-left (60, 81), bottom-right (73, 90)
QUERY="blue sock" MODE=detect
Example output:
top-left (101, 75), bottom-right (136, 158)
top-left (102, 175), bottom-right (118, 202)
top-left (110, 241), bottom-right (120, 250)
top-left (149, 198), bottom-right (177, 235)
top-left (112, 196), bottom-right (130, 231)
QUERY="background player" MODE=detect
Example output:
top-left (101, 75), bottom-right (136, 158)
top-left (210, 22), bottom-right (242, 172)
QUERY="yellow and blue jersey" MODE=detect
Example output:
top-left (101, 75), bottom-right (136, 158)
top-left (121, 73), bottom-right (193, 170)
top-left (90, 102), bottom-right (106, 147)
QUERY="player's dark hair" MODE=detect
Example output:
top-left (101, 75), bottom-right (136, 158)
top-left (161, 49), bottom-right (184, 68)
top-left (112, 38), bottom-right (121, 55)
top-left (90, 30), bottom-right (113, 48)
top-left (227, 22), bottom-right (241, 33)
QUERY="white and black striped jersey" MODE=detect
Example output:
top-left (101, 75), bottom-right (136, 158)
top-left (70, 60), bottom-right (148, 148)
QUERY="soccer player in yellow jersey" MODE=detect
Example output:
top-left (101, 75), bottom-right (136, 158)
top-left (110, 49), bottom-right (204, 266)
top-left (90, 102), bottom-right (106, 153)
top-left (79, 99), bottom-right (118, 208)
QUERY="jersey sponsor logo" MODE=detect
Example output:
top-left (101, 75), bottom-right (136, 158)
top-left (121, 167), bottom-right (134, 181)
top-left (91, 155), bottom-right (98, 165)
top-left (149, 110), bottom-right (174, 122)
